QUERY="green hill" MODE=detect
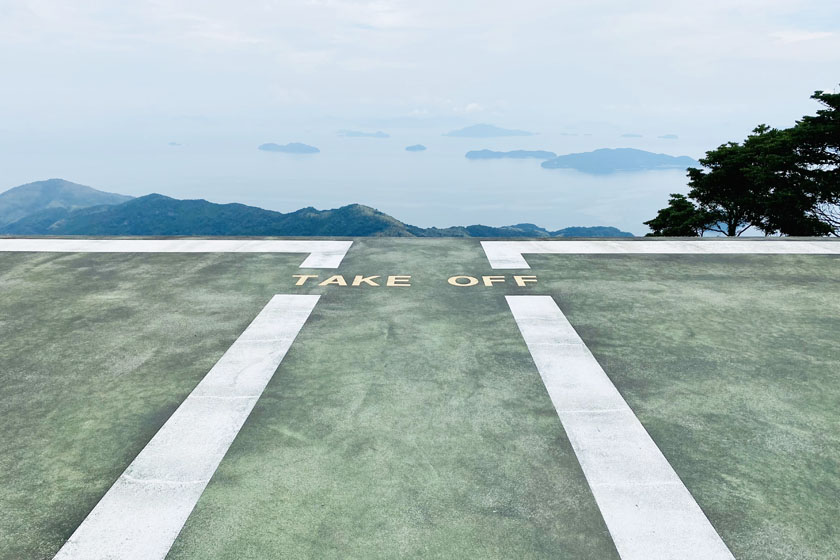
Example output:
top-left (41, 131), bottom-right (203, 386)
top-left (0, 179), bottom-right (132, 227)
top-left (0, 195), bottom-right (413, 236)
top-left (0, 193), bottom-right (633, 237)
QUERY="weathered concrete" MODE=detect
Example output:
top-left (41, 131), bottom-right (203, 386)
top-left (483, 239), bottom-right (840, 268)
top-left (0, 239), bottom-right (353, 268)
top-left (507, 295), bottom-right (735, 560)
top-left (53, 295), bottom-right (319, 560)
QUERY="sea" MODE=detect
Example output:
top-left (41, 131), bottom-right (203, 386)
top-left (0, 126), bottom-right (708, 236)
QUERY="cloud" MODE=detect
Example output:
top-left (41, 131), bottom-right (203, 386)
top-left (0, 0), bottom-right (837, 131)
top-left (772, 30), bottom-right (834, 44)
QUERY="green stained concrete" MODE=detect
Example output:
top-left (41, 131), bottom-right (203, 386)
top-left (526, 252), bottom-right (840, 560)
top-left (167, 239), bottom-right (616, 559)
top-left (0, 240), bottom-right (838, 559)
top-left (0, 251), bottom-right (308, 559)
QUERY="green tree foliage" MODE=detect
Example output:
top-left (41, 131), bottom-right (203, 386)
top-left (646, 90), bottom-right (840, 236)
top-left (742, 125), bottom-right (831, 236)
top-left (791, 91), bottom-right (840, 233)
top-left (643, 194), bottom-right (713, 236)
top-left (686, 136), bottom-right (762, 236)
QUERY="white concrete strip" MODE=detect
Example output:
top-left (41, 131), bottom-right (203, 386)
top-left (0, 239), bottom-right (352, 268)
top-left (483, 239), bottom-right (840, 268)
top-left (506, 295), bottom-right (735, 560)
top-left (53, 294), bottom-right (320, 560)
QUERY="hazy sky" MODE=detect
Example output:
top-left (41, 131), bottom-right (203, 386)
top-left (1, 0), bottom-right (838, 133)
top-left (0, 1), bottom-right (838, 232)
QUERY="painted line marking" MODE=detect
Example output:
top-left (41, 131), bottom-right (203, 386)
top-left (482, 239), bottom-right (840, 268)
top-left (506, 295), bottom-right (735, 560)
top-left (53, 294), bottom-right (320, 560)
top-left (0, 239), bottom-right (353, 268)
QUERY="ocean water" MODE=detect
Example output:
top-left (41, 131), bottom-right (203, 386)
top-left (0, 128), bottom-right (697, 236)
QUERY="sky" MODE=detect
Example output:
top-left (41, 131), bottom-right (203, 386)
top-left (0, 0), bottom-right (838, 232)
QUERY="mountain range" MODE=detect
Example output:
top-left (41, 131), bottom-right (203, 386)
top-left (0, 180), bottom-right (633, 237)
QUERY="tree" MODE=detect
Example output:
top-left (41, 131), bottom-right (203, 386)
top-left (645, 89), bottom-right (840, 237)
top-left (643, 194), bottom-right (713, 236)
top-left (685, 137), bottom-right (763, 236)
top-left (742, 125), bottom-right (832, 236)
top-left (789, 91), bottom-right (840, 235)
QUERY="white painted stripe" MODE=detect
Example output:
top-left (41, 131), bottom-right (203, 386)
top-left (0, 239), bottom-right (352, 268)
top-left (506, 295), bottom-right (735, 560)
top-left (483, 239), bottom-right (840, 268)
top-left (54, 294), bottom-right (320, 560)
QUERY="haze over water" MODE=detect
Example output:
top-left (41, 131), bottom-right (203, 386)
top-left (1, 1), bottom-right (837, 235)
top-left (0, 124), bottom-right (710, 235)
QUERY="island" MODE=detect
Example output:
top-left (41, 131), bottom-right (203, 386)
top-left (339, 130), bottom-right (390, 138)
top-left (405, 144), bottom-right (427, 152)
top-left (258, 142), bottom-right (320, 154)
top-left (541, 148), bottom-right (699, 174)
top-left (444, 124), bottom-right (535, 138)
top-left (466, 149), bottom-right (556, 160)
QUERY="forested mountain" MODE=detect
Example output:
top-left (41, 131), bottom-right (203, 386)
top-left (0, 191), bottom-right (632, 237)
top-left (0, 179), bottom-right (132, 227)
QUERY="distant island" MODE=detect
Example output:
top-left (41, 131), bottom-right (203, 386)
top-left (405, 144), bottom-right (427, 152)
top-left (541, 148), bottom-right (699, 174)
top-left (458, 223), bottom-right (633, 238)
top-left (444, 124), bottom-right (535, 138)
top-left (466, 149), bottom-right (556, 160)
top-left (258, 142), bottom-right (320, 154)
top-left (0, 179), bottom-right (633, 237)
top-left (339, 130), bottom-right (390, 138)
